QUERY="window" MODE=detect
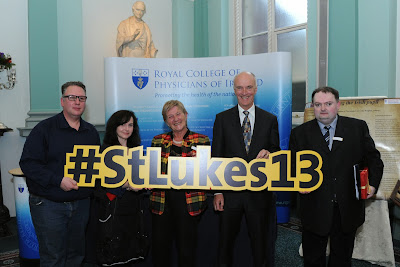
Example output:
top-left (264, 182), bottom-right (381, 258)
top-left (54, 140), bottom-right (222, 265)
top-left (236, 0), bottom-right (307, 112)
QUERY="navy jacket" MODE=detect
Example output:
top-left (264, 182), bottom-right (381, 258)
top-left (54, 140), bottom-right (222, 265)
top-left (20, 112), bottom-right (100, 202)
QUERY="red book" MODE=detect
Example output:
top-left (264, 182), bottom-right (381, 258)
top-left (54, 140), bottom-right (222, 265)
top-left (360, 168), bottom-right (369, 199)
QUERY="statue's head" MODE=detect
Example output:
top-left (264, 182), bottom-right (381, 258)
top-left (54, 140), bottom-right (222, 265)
top-left (132, 1), bottom-right (146, 19)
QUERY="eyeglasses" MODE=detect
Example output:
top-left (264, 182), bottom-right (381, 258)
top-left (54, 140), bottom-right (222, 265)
top-left (62, 95), bottom-right (87, 102)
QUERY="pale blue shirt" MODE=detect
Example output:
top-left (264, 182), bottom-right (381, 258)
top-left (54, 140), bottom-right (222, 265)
top-left (238, 104), bottom-right (255, 136)
top-left (317, 115), bottom-right (338, 150)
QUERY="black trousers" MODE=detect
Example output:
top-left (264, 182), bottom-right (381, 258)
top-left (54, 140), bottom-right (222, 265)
top-left (302, 204), bottom-right (357, 267)
top-left (216, 191), bottom-right (274, 267)
top-left (151, 190), bottom-right (200, 267)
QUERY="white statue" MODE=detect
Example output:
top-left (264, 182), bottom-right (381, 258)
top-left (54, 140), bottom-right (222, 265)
top-left (116, 1), bottom-right (158, 58)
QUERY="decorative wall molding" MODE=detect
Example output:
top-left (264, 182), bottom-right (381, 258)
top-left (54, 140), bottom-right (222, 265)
top-left (18, 111), bottom-right (105, 137)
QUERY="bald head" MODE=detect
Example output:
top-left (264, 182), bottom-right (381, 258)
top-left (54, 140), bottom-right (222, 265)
top-left (233, 72), bottom-right (256, 88)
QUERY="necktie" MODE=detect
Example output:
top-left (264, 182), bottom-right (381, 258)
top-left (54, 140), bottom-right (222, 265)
top-left (323, 125), bottom-right (331, 147)
top-left (242, 111), bottom-right (251, 153)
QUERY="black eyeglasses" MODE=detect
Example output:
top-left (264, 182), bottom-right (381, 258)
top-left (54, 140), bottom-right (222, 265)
top-left (62, 95), bottom-right (88, 102)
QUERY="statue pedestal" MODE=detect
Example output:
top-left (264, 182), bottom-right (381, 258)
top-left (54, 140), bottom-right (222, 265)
top-left (9, 168), bottom-right (40, 264)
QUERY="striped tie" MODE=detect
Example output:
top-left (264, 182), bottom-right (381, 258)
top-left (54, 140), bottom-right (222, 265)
top-left (323, 125), bottom-right (331, 147)
top-left (242, 111), bottom-right (251, 153)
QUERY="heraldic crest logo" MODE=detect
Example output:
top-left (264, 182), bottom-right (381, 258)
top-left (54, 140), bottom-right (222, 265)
top-left (132, 69), bottom-right (149, 90)
top-left (18, 184), bottom-right (25, 193)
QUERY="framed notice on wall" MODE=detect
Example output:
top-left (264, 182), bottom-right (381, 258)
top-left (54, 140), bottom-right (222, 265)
top-left (304, 98), bottom-right (400, 199)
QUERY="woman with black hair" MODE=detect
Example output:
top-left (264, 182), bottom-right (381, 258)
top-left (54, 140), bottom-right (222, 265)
top-left (103, 110), bottom-right (141, 149)
top-left (93, 110), bottom-right (148, 266)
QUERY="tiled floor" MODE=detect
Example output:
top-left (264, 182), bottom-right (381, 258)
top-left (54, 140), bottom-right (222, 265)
top-left (1, 216), bottom-right (398, 267)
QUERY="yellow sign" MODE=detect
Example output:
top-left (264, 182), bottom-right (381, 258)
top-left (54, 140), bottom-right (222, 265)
top-left (64, 145), bottom-right (323, 191)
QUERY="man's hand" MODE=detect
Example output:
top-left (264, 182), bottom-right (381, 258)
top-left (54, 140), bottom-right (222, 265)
top-left (367, 186), bottom-right (376, 199)
top-left (256, 149), bottom-right (270, 159)
top-left (213, 194), bottom-right (224, 211)
top-left (60, 177), bottom-right (79, 191)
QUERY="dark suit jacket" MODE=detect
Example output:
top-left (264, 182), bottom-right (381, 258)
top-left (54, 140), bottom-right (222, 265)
top-left (289, 115), bottom-right (383, 235)
top-left (212, 105), bottom-right (281, 208)
top-left (212, 105), bottom-right (280, 161)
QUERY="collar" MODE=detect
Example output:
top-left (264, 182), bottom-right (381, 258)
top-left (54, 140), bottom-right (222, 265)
top-left (238, 103), bottom-right (255, 117)
top-left (317, 115), bottom-right (338, 132)
top-left (165, 128), bottom-right (192, 147)
top-left (167, 128), bottom-right (190, 140)
top-left (57, 112), bottom-right (88, 131)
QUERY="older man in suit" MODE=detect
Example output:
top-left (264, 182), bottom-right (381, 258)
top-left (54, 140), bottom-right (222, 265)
top-left (212, 71), bottom-right (281, 267)
top-left (289, 86), bottom-right (383, 267)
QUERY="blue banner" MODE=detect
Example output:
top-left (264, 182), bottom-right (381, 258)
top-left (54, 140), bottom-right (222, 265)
top-left (104, 53), bottom-right (292, 151)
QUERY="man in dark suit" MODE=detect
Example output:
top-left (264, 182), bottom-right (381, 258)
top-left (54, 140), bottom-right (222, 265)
top-left (289, 86), bottom-right (384, 267)
top-left (212, 71), bottom-right (281, 267)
